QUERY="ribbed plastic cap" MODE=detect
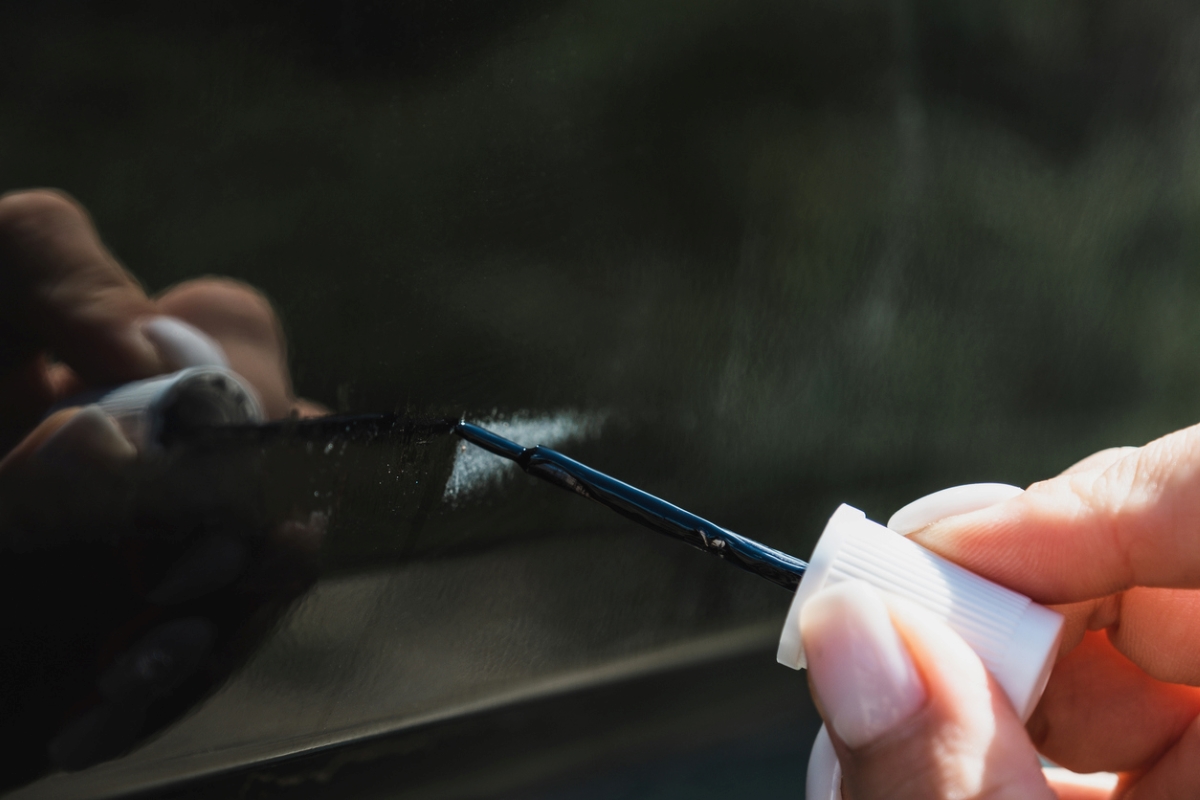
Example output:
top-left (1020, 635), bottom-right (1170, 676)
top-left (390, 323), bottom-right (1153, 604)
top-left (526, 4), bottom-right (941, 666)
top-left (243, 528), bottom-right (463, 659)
top-left (94, 367), bottom-right (264, 451)
top-left (778, 504), bottom-right (1062, 721)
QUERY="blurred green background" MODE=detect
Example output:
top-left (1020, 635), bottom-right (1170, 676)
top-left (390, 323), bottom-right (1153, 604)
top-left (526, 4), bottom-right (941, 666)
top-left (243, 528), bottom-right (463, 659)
top-left (4, 0), bottom-right (1199, 797)
top-left (8, 0), bottom-right (1200, 508)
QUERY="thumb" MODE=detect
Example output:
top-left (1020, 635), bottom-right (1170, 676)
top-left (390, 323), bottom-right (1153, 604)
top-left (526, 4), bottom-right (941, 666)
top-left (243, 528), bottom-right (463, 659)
top-left (800, 581), bottom-right (1053, 800)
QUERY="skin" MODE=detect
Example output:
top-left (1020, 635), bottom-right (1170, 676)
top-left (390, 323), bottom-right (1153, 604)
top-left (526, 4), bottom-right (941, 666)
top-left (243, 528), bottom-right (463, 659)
top-left (805, 428), bottom-right (1200, 798)
top-left (0, 187), bottom-right (323, 464)
top-left (0, 188), bottom-right (330, 785)
top-left (7, 188), bottom-right (1198, 796)
top-left (0, 186), bottom-right (328, 568)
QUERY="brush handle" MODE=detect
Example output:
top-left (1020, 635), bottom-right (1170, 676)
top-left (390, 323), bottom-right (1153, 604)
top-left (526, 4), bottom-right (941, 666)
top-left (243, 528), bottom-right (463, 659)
top-left (455, 421), bottom-right (807, 590)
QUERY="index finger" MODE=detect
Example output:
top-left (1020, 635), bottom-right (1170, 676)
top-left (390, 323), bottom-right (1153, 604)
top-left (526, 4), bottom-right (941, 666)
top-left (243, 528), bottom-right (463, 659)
top-left (912, 422), bottom-right (1200, 603)
top-left (0, 189), bottom-right (167, 384)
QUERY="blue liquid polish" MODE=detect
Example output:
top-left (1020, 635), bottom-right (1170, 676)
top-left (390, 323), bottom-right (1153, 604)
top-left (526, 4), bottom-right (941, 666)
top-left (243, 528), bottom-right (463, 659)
top-left (454, 421), bottom-right (807, 591)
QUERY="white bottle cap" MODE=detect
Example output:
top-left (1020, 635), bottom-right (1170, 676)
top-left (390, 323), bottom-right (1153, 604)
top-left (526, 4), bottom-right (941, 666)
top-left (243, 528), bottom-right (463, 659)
top-left (93, 367), bottom-right (264, 452)
top-left (778, 503), bottom-right (1062, 721)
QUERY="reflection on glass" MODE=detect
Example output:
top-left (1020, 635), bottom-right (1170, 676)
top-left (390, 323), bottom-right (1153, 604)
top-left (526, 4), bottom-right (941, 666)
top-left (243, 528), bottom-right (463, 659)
top-left (3, 0), bottom-right (1199, 796)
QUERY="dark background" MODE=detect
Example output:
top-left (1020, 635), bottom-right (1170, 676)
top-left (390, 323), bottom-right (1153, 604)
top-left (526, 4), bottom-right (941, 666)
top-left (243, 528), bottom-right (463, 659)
top-left (4, 0), bottom-right (1200, 797)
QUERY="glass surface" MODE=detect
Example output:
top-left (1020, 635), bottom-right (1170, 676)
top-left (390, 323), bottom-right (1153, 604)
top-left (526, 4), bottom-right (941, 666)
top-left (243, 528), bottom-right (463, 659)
top-left (3, 0), bottom-right (1199, 796)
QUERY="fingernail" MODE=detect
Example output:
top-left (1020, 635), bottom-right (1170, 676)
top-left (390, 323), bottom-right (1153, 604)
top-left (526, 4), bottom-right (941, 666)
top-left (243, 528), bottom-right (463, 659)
top-left (140, 316), bottom-right (228, 370)
top-left (800, 581), bottom-right (926, 747)
top-left (887, 483), bottom-right (1024, 535)
top-left (34, 405), bottom-right (137, 469)
top-left (806, 725), bottom-right (843, 800)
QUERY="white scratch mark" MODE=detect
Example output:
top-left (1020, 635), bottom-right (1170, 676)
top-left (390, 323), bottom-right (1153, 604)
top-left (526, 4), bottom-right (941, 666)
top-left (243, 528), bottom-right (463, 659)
top-left (442, 410), bottom-right (606, 504)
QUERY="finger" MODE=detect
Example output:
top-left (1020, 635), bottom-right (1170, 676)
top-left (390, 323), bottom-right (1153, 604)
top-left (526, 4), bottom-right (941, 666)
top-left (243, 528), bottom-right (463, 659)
top-left (26, 321), bottom-right (226, 425)
top-left (1057, 446), bottom-right (1138, 477)
top-left (1043, 768), bottom-right (1119, 799)
top-left (886, 480), bottom-right (1200, 769)
top-left (1121, 712), bottom-right (1200, 799)
top-left (1029, 629), bottom-right (1200, 773)
top-left (0, 406), bottom-right (138, 547)
top-left (887, 483), bottom-right (1024, 535)
top-left (0, 190), bottom-right (167, 384)
top-left (1046, 587), bottom-right (1200, 687)
top-left (0, 356), bottom-right (58, 452)
top-left (800, 581), bottom-right (1053, 799)
top-left (154, 279), bottom-right (312, 419)
top-left (139, 316), bottom-right (228, 370)
top-left (0, 405), bottom-right (133, 474)
top-left (1104, 586), bottom-right (1200, 683)
top-left (293, 399), bottom-right (329, 418)
top-left (912, 422), bottom-right (1200, 602)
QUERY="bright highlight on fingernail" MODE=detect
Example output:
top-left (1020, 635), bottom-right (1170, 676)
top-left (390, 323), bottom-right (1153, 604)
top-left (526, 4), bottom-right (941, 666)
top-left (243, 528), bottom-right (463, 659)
top-left (1042, 767), bottom-right (1118, 791)
top-left (800, 581), bottom-right (926, 748)
top-left (887, 483), bottom-right (1024, 535)
top-left (140, 316), bottom-right (229, 369)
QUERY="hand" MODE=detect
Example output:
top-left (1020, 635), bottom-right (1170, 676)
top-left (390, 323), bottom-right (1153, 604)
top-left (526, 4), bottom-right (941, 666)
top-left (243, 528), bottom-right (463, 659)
top-left (0, 188), bottom-right (320, 454)
top-left (0, 189), bottom-right (326, 788)
top-left (800, 429), bottom-right (1200, 799)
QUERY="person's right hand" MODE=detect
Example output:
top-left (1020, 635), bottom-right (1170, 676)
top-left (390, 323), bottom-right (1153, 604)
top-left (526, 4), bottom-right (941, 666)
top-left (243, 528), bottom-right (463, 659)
top-left (800, 427), bottom-right (1200, 799)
